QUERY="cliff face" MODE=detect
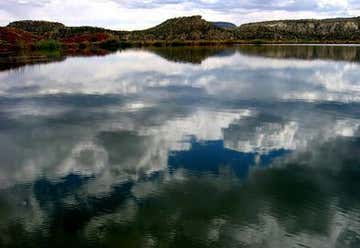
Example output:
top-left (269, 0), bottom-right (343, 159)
top-left (237, 17), bottom-right (360, 41)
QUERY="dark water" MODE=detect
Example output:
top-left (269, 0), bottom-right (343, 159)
top-left (0, 45), bottom-right (359, 248)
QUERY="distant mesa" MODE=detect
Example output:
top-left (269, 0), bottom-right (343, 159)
top-left (212, 22), bottom-right (237, 29)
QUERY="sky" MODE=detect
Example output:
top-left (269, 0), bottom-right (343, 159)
top-left (0, 0), bottom-right (360, 30)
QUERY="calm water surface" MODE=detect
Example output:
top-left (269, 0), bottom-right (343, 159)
top-left (0, 45), bottom-right (359, 248)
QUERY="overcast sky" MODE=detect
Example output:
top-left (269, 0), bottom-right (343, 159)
top-left (1, 0), bottom-right (360, 30)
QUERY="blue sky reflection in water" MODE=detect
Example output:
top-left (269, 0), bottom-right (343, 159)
top-left (0, 45), bottom-right (359, 247)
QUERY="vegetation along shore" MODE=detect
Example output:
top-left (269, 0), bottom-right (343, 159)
top-left (1, 15), bottom-right (360, 54)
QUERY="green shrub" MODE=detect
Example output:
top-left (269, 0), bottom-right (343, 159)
top-left (35, 40), bottom-right (60, 51)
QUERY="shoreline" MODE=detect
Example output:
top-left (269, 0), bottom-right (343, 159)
top-left (2, 40), bottom-right (360, 55)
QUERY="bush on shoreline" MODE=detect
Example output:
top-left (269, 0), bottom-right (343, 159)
top-left (34, 40), bottom-right (61, 51)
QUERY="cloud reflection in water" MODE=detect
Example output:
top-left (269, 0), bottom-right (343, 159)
top-left (0, 45), bottom-right (359, 247)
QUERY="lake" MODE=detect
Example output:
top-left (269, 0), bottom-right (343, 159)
top-left (0, 45), bottom-right (359, 248)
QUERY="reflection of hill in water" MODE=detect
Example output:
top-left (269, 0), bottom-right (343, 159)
top-left (0, 50), bottom-right (112, 71)
top-left (147, 45), bottom-right (360, 64)
top-left (146, 46), bottom-right (236, 64)
top-left (0, 53), bottom-right (66, 71)
top-left (237, 45), bottom-right (360, 62)
top-left (0, 47), bottom-right (237, 70)
top-left (2, 45), bottom-right (360, 71)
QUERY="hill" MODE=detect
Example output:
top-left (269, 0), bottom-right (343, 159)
top-left (2, 15), bottom-right (360, 54)
top-left (237, 17), bottom-right (360, 41)
top-left (7, 20), bottom-right (65, 36)
top-left (125, 16), bottom-right (235, 41)
top-left (7, 20), bottom-right (123, 39)
top-left (3, 21), bottom-right (125, 53)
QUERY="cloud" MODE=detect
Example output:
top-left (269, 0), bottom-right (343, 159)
top-left (0, 0), bottom-right (359, 29)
